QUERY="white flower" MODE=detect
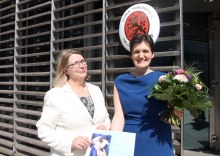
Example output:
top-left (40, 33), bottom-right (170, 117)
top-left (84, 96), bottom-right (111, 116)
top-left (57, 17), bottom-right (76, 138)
top-left (173, 74), bottom-right (188, 83)
top-left (195, 84), bottom-right (202, 90)
top-left (159, 75), bottom-right (166, 83)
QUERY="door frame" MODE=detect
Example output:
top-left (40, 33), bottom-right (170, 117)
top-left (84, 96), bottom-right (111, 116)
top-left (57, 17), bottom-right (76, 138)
top-left (209, 13), bottom-right (220, 151)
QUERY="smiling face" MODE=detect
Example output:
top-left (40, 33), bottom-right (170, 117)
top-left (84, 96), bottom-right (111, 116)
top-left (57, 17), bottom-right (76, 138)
top-left (131, 41), bottom-right (154, 70)
top-left (65, 54), bottom-right (88, 81)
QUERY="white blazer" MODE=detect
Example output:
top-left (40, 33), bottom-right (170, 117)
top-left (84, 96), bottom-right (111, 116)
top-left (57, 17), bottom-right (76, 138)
top-left (36, 82), bottom-right (110, 156)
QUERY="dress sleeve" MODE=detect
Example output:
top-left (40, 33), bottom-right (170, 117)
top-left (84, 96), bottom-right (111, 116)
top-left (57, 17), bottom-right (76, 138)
top-left (36, 90), bottom-right (76, 155)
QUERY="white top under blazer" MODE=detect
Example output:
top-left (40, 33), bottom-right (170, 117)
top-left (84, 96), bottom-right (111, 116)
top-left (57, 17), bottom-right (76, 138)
top-left (36, 82), bottom-right (110, 156)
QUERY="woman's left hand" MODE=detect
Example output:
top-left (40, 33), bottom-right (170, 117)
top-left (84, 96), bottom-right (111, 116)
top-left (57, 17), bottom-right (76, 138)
top-left (174, 109), bottom-right (184, 119)
top-left (96, 124), bottom-right (107, 130)
top-left (167, 104), bottom-right (184, 119)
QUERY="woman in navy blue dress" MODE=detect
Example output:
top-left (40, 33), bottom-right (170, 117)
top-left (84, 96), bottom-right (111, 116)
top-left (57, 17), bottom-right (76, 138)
top-left (111, 34), bottom-right (174, 156)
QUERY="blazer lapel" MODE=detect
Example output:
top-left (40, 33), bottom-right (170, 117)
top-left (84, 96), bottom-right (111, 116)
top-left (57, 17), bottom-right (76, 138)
top-left (62, 83), bottom-right (93, 120)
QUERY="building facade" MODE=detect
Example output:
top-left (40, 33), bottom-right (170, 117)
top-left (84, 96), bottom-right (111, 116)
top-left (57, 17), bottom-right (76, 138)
top-left (0, 0), bottom-right (219, 155)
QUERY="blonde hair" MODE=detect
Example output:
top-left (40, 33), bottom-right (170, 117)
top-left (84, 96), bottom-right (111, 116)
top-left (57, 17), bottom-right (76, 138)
top-left (52, 49), bottom-right (84, 87)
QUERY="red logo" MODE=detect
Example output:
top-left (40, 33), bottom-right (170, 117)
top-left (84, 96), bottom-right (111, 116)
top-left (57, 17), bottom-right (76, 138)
top-left (125, 11), bottom-right (150, 41)
top-left (119, 3), bottom-right (160, 51)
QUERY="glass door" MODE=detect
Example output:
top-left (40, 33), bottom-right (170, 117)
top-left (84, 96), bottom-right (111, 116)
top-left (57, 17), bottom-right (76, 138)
top-left (183, 13), bottom-right (211, 151)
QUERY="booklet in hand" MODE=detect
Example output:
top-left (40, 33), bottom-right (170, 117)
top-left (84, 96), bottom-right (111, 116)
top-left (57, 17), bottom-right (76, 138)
top-left (85, 130), bottom-right (136, 156)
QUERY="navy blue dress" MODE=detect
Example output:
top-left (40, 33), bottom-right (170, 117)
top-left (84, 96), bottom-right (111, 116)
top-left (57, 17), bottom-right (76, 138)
top-left (114, 71), bottom-right (173, 156)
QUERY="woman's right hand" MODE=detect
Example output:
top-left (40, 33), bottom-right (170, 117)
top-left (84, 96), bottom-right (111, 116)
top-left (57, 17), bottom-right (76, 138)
top-left (71, 136), bottom-right (90, 150)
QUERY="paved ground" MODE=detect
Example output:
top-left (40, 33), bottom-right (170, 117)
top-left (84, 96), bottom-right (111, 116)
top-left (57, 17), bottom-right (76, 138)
top-left (184, 150), bottom-right (220, 156)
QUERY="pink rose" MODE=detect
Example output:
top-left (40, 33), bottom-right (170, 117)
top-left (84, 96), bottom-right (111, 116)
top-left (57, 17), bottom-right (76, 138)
top-left (175, 69), bottom-right (185, 75)
top-left (159, 75), bottom-right (166, 83)
top-left (173, 74), bottom-right (188, 83)
top-left (195, 84), bottom-right (202, 90)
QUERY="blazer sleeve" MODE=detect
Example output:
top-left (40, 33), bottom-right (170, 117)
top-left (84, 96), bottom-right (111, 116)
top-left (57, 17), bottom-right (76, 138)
top-left (36, 89), bottom-right (75, 155)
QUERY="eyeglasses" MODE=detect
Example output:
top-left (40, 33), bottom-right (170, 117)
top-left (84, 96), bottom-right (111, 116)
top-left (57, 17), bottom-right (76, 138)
top-left (67, 59), bottom-right (87, 68)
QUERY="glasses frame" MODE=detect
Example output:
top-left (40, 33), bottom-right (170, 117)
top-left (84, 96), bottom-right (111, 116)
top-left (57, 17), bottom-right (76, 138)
top-left (67, 59), bottom-right (87, 68)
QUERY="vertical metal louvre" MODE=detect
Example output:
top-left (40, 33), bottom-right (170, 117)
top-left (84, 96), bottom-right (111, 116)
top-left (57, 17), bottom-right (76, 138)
top-left (0, 0), bottom-right (183, 155)
top-left (52, 0), bottom-right (104, 85)
top-left (0, 0), bottom-right (15, 155)
top-left (105, 0), bottom-right (182, 108)
top-left (14, 0), bottom-right (51, 155)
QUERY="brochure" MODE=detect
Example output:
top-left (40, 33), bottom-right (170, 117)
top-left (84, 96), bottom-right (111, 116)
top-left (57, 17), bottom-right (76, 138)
top-left (85, 130), bottom-right (136, 156)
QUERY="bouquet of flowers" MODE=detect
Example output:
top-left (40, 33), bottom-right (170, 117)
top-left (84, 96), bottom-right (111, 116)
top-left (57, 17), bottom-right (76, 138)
top-left (148, 67), bottom-right (212, 126)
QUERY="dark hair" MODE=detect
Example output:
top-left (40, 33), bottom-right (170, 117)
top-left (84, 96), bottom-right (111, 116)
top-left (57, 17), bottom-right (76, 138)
top-left (130, 34), bottom-right (155, 53)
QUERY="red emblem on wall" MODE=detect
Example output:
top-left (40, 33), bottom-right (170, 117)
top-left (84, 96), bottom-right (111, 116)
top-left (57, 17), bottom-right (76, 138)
top-left (125, 11), bottom-right (150, 41)
top-left (119, 3), bottom-right (160, 51)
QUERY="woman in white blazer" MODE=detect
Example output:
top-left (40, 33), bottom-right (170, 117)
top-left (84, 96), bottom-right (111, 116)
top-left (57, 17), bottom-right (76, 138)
top-left (36, 49), bottom-right (110, 156)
